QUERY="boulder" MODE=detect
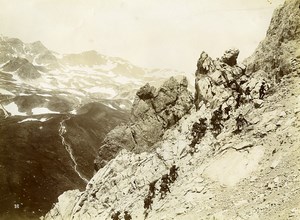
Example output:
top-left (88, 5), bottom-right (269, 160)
top-left (136, 83), bottom-right (156, 100)
top-left (221, 48), bottom-right (240, 66)
top-left (253, 99), bottom-right (264, 108)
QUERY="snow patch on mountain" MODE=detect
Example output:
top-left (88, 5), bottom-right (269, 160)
top-left (3, 102), bottom-right (27, 116)
top-left (18, 117), bottom-right (51, 123)
top-left (84, 86), bottom-right (117, 97)
top-left (31, 107), bottom-right (60, 115)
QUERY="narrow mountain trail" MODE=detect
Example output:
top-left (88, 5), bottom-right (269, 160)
top-left (59, 115), bottom-right (89, 184)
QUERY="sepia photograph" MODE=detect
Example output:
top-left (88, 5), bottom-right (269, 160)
top-left (0, 0), bottom-right (299, 219)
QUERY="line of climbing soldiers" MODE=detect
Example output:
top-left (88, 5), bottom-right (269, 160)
top-left (112, 82), bottom-right (268, 219)
top-left (232, 81), bottom-right (267, 110)
top-left (188, 82), bottom-right (268, 150)
top-left (143, 164), bottom-right (179, 218)
top-left (189, 112), bottom-right (249, 154)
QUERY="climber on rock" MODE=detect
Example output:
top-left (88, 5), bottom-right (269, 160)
top-left (189, 118), bottom-right (208, 149)
top-left (244, 86), bottom-right (252, 102)
top-left (235, 114), bottom-right (249, 132)
top-left (211, 111), bottom-right (223, 137)
top-left (159, 181), bottom-right (171, 199)
top-left (148, 179), bottom-right (158, 198)
top-left (224, 105), bottom-right (232, 120)
top-left (259, 82), bottom-right (267, 99)
top-left (144, 194), bottom-right (153, 210)
top-left (235, 92), bottom-right (242, 109)
top-left (212, 108), bottom-right (223, 121)
top-left (212, 120), bottom-right (223, 137)
top-left (169, 164), bottom-right (179, 183)
top-left (161, 174), bottom-right (171, 185)
top-left (111, 211), bottom-right (121, 220)
top-left (124, 210), bottom-right (132, 220)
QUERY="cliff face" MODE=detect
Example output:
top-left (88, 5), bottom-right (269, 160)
top-left (245, 0), bottom-right (300, 81)
top-left (43, 1), bottom-right (300, 220)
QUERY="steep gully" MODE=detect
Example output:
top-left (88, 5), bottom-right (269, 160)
top-left (59, 116), bottom-right (89, 184)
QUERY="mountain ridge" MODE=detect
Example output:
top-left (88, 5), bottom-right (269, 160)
top-left (42, 0), bottom-right (300, 219)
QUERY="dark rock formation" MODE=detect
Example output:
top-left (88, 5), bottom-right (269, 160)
top-left (2, 57), bottom-right (41, 79)
top-left (94, 76), bottom-right (193, 170)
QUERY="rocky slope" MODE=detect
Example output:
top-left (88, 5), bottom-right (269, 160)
top-left (43, 1), bottom-right (300, 219)
top-left (44, 75), bottom-right (300, 220)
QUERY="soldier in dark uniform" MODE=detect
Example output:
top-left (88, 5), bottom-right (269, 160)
top-left (144, 194), bottom-right (153, 210)
top-left (236, 114), bottom-right (249, 131)
top-left (211, 111), bottom-right (223, 137)
top-left (190, 118), bottom-right (208, 149)
top-left (111, 211), bottom-right (121, 220)
top-left (169, 165), bottom-right (179, 183)
top-left (124, 211), bottom-right (132, 220)
top-left (160, 182), bottom-right (171, 199)
top-left (224, 105), bottom-right (232, 120)
top-left (148, 179), bottom-right (158, 198)
top-left (161, 174), bottom-right (171, 185)
top-left (259, 82), bottom-right (266, 99)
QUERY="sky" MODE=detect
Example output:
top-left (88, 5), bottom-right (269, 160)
top-left (0, 0), bottom-right (284, 73)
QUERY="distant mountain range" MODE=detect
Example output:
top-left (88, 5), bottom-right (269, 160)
top-left (0, 35), bottom-right (186, 110)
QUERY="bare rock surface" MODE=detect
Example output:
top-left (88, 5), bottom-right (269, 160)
top-left (94, 76), bottom-right (193, 170)
top-left (43, 75), bottom-right (300, 220)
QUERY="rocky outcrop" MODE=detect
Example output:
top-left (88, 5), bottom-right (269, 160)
top-left (94, 76), bottom-right (193, 170)
top-left (194, 50), bottom-right (246, 110)
top-left (2, 57), bottom-right (41, 79)
top-left (221, 48), bottom-right (240, 66)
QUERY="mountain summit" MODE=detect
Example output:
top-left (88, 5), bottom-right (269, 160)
top-left (43, 1), bottom-right (300, 220)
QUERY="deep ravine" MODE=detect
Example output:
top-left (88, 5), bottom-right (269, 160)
top-left (59, 115), bottom-right (89, 184)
